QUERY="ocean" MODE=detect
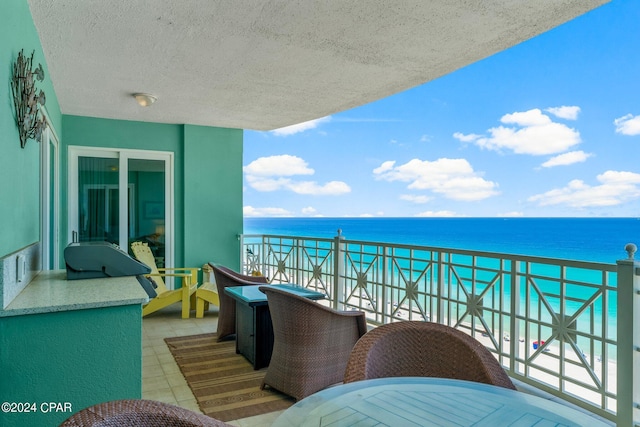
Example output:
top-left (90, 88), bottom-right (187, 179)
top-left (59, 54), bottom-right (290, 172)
top-left (244, 217), bottom-right (640, 263)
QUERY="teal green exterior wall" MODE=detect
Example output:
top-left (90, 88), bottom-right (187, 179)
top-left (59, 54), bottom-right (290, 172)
top-left (184, 125), bottom-right (243, 270)
top-left (0, 305), bottom-right (143, 427)
top-left (0, 0), bottom-right (62, 258)
top-left (61, 117), bottom-right (243, 270)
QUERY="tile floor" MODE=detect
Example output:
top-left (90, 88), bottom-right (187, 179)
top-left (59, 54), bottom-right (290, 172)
top-left (142, 304), bottom-right (613, 427)
top-left (141, 303), bottom-right (284, 427)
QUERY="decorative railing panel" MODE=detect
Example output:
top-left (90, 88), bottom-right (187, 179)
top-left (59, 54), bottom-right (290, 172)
top-left (240, 233), bottom-right (638, 426)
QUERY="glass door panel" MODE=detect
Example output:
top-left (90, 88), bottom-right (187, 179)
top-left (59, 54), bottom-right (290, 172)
top-left (129, 158), bottom-right (165, 267)
top-left (77, 156), bottom-right (120, 244)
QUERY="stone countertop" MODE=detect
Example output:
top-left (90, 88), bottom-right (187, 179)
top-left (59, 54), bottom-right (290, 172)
top-left (0, 270), bottom-right (149, 317)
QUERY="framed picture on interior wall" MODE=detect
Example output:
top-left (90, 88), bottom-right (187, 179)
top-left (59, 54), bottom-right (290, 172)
top-left (144, 202), bottom-right (164, 219)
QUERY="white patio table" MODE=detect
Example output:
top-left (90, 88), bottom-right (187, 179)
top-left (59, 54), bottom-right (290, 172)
top-left (272, 377), bottom-right (611, 427)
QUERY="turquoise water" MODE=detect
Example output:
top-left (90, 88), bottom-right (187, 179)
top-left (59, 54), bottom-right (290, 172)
top-left (244, 217), bottom-right (640, 263)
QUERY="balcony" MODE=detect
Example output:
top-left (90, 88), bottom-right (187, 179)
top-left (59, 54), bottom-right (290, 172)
top-left (240, 231), bottom-right (639, 426)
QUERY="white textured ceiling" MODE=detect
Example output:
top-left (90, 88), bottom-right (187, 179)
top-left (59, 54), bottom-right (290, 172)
top-left (27, 0), bottom-right (608, 131)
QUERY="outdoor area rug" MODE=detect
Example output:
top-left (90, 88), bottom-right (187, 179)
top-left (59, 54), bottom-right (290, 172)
top-left (164, 333), bottom-right (294, 422)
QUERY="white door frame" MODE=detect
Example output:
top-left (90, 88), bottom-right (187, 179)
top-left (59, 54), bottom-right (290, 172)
top-left (68, 146), bottom-right (175, 267)
top-left (40, 109), bottom-right (60, 270)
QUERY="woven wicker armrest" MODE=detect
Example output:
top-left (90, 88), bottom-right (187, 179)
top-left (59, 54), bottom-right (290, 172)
top-left (60, 399), bottom-right (231, 426)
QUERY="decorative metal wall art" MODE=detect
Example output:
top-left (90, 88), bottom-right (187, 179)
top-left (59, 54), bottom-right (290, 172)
top-left (11, 49), bottom-right (47, 148)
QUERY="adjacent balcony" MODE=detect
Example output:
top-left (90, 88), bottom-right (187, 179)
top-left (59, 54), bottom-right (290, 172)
top-left (240, 231), bottom-right (639, 426)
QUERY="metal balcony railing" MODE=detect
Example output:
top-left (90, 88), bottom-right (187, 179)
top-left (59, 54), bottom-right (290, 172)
top-left (240, 231), bottom-right (639, 426)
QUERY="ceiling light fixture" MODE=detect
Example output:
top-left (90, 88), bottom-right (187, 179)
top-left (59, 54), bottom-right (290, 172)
top-left (132, 93), bottom-right (157, 107)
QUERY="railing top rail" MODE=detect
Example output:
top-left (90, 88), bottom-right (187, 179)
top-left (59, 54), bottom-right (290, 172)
top-left (242, 233), bottom-right (617, 270)
top-left (242, 233), bottom-right (335, 243)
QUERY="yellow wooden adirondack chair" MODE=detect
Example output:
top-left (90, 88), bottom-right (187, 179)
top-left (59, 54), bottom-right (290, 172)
top-left (130, 241), bottom-right (199, 318)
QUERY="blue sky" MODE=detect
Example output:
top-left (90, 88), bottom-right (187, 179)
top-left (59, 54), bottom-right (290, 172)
top-left (243, 1), bottom-right (640, 218)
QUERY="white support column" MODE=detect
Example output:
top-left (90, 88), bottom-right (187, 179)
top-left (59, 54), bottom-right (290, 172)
top-left (616, 243), bottom-right (640, 427)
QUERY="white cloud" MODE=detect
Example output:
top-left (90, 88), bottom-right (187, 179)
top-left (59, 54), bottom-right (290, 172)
top-left (270, 116), bottom-right (331, 136)
top-left (528, 170), bottom-right (640, 208)
top-left (400, 194), bottom-right (431, 204)
top-left (373, 158), bottom-right (499, 201)
top-left (415, 210), bottom-right (460, 217)
top-left (456, 108), bottom-right (581, 155)
top-left (541, 150), bottom-right (592, 168)
top-left (501, 109), bottom-right (551, 126)
top-left (244, 177), bottom-right (288, 192)
top-left (245, 175), bottom-right (350, 195)
top-left (614, 114), bottom-right (640, 136)
top-left (243, 206), bottom-right (293, 217)
top-left (546, 106), bottom-right (581, 120)
top-left (301, 206), bottom-right (317, 215)
top-left (245, 155), bottom-right (351, 195)
top-left (599, 170), bottom-right (640, 184)
top-left (373, 160), bottom-right (396, 174)
top-left (453, 132), bottom-right (481, 143)
top-left (243, 155), bottom-right (313, 177)
top-left (287, 180), bottom-right (351, 195)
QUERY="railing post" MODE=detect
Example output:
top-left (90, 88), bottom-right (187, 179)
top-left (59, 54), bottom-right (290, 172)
top-left (382, 245), bottom-right (389, 325)
top-left (295, 238), bottom-right (302, 285)
top-left (509, 258), bottom-right (520, 372)
top-left (436, 250), bottom-right (445, 324)
top-left (261, 235), bottom-right (267, 278)
top-left (333, 229), bottom-right (345, 310)
top-left (238, 233), bottom-right (244, 273)
top-left (616, 243), bottom-right (640, 427)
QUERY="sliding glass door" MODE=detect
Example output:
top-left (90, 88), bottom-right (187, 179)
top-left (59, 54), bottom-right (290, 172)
top-left (68, 147), bottom-right (173, 266)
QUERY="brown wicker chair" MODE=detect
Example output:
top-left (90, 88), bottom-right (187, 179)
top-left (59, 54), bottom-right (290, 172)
top-left (209, 263), bottom-right (268, 341)
top-left (259, 286), bottom-right (368, 401)
top-left (59, 399), bottom-right (231, 426)
top-left (343, 321), bottom-right (516, 390)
